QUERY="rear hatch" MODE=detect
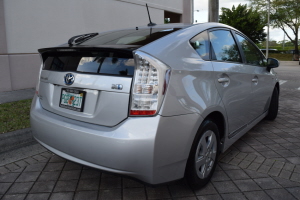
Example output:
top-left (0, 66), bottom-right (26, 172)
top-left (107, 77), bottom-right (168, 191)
top-left (37, 27), bottom-right (184, 126)
top-left (38, 47), bottom-right (135, 126)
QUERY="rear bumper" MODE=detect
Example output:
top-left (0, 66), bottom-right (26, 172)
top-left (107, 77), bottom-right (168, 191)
top-left (30, 95), bottom-right (202, 184)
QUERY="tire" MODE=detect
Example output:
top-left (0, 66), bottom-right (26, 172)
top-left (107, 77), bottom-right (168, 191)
top-left (265, 87), bottom-right (279, 120)
top-left (185, 119), bottom-right (220, 188)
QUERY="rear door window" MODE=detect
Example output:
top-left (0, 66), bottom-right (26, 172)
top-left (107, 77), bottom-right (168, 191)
top-left (209, 30), bottom-right (242, 63)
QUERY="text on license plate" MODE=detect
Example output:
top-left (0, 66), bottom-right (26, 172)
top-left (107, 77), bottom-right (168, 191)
top-left (60, 89), bottom-right (86, 112)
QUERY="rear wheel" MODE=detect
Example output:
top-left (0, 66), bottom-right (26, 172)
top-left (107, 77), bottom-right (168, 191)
top-left (185, 119), bottom-right (220, 188)
top-left (265, 87), bottom-right (279, 120)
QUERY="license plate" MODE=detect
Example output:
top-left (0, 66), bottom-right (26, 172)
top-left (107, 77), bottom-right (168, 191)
top-left (59, 88), bottom-right (86, 112)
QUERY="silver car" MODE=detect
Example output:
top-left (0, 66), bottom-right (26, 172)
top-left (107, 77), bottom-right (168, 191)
top-left (30, 23), bottom-right (279, 187)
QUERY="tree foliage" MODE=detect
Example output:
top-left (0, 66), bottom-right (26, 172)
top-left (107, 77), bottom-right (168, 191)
top-left (219, 4), bottom-right (267, 44)
top-left (250, 0), bottom-right (300, 54)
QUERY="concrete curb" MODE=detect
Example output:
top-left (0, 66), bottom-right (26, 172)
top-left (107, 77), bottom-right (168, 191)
top-left (0, 88), bottom-right (35, 104)
top-left (0, 128), bottom-right (37, 154)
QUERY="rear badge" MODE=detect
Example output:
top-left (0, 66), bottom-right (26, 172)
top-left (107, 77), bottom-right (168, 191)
top-left (111, 84), bottom-right (123, 90)
top-left (64, 73), bottom-right (75, 85)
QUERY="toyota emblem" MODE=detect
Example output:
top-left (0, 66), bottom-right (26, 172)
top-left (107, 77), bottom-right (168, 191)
top-left (64, 73), bottom-right (75, 85)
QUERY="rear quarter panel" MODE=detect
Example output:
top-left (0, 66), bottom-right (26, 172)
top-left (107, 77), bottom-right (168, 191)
top-left (138, 24), bottom-right (227, 119)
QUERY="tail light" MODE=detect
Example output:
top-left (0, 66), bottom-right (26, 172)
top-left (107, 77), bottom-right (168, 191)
top-left (130, 51), bottom-right (171, 116)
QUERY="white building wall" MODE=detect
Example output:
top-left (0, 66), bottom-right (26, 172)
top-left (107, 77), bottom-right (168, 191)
top-left (4, 0), bottom-right (183, 54)
top-left (0, 0), bottom-right (192, 92)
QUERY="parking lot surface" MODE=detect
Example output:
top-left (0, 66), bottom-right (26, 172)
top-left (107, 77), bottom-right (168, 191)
top-left (0, 64), bottom-right (300, 200)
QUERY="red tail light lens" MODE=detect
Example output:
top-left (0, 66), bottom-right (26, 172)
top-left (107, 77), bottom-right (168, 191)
top-left (130, 110), bottom-right (156, 115)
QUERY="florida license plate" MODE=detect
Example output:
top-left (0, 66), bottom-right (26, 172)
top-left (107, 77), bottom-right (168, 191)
top-left (59, 88), bottom-right (86, 112)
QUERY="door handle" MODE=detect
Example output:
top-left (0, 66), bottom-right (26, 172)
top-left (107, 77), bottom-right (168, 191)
top-left (218, 78), bottom-right (230, 83)
top-left (252, 78), bottom-right (258, 83)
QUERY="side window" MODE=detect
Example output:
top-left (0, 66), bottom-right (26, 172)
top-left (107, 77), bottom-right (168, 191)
top-left (236, 34), bottom-right (267, 66)
top-left (209, 30), bottom-right (242, 63)
top-left (190, 31), bottom-right (210, 60)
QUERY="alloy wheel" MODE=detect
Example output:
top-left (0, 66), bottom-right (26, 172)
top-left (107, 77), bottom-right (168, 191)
top-left (194, 130), bottom-right (217, 179)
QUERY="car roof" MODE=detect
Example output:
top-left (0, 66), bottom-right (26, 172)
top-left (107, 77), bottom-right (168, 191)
top-left (134, 23), bottom-right (193, 30)
top-left (99, 22), bottom-right (235, 32)
top-left (40, 22), bottom-right (238, 51)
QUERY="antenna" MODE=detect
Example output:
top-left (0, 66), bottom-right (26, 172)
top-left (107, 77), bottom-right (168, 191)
top-left (146, 4), bottom-right (156, 26)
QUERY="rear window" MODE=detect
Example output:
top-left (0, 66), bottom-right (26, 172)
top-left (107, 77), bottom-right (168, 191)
top-left (43, 51), bottom-right (135, 77)
top-left (190, 31), bottom-right (210, 60)
top-left (80, 28), bottom-right (181, 46)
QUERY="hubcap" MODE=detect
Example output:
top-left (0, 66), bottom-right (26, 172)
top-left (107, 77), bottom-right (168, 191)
top-left (195, 130), bottom-right (217, 179)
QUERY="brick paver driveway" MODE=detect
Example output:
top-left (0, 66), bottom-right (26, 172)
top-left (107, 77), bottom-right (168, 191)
top-left (1, 66), bottom-right (300, 199)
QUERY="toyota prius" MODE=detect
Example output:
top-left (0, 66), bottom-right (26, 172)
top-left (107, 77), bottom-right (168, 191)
top-left (31, 23), bottom-right (279, 187)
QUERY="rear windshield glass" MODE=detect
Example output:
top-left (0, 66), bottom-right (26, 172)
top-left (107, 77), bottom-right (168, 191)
top-left (43, 52), bottom-right (134, 77)
top-left (80, 28), bottom-right (181, 46)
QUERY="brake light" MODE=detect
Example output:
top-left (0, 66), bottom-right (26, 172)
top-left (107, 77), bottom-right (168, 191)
top-left (130, 51), bottom-right (171, 116)
top-left (130, 110), bottom-right (156, 115)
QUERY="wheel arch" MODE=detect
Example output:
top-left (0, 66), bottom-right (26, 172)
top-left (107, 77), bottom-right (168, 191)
top-left (184, 111), bottom-right (226, 187)
top-left (187, 110), bottom-right (227, 159)
top-left (275, 81), bottom-right (280, 95)
top-left (204, 111), bottom-right (226, 152)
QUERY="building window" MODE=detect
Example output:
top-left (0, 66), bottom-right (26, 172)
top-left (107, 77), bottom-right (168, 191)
top-left (164, 11), bottom-right (182, 23)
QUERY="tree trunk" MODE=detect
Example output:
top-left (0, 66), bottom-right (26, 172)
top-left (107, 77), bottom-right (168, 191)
top-left (293, 28), bottom-right (299, 61)
top-left (208, 0), bottom-right (219, 22)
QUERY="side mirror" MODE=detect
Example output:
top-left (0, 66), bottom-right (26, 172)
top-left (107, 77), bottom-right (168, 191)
top-left (267, 58), bottom-right (279, 68)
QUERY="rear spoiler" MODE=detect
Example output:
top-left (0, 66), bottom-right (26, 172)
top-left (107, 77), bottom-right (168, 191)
top-left (37, 46), bottom-right (140, 63)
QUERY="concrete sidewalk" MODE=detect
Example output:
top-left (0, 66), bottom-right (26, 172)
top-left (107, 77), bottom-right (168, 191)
top-left (0, 88), bottom-right (35, 104)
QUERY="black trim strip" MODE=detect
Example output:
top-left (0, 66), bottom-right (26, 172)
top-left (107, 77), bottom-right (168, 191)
top-left (228, 110), bottom-right (268, 139)
top-left (228, 124), bottom-right (247, 139)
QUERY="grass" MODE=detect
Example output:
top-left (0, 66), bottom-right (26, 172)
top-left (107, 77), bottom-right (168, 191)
top-left (0, 99), bottom-right (32, 134)
top-left (268, 53), bottom-right (295, 61)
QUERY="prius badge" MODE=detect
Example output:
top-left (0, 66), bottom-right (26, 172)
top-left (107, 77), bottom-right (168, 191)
top-left (64, 73), bottom-right (75, 85)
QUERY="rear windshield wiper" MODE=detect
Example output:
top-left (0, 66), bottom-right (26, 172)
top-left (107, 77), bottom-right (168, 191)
top-left (68, 32), bottom-right (99, 46)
